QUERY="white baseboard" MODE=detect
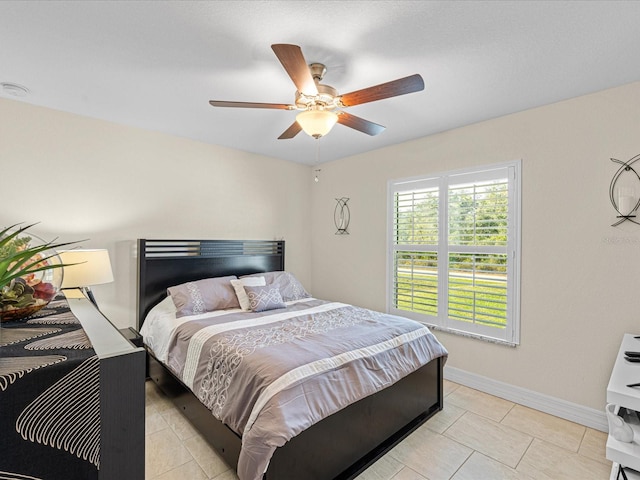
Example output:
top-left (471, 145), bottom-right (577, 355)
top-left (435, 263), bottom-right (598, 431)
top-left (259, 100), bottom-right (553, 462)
top-left (444, 365), bottom-right (608, 432)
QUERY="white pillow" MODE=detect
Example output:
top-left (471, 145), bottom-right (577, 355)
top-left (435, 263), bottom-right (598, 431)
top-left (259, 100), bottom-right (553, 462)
top-left (230, 276), bottom-right (266, 311)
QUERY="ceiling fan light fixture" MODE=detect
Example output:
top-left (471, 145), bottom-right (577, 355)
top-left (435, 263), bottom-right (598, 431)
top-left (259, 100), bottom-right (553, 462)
top-left (296, 108), bottom-right (338, 138)
top-left (210, 44), bottom-right (425, 140)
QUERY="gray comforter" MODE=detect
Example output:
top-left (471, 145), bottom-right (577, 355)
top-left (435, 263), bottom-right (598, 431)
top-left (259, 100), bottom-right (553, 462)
top-left (162, 298), bottom-right (448, 480)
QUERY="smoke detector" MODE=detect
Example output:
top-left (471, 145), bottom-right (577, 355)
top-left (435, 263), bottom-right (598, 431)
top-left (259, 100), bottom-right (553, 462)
top-left (1, 82), bottom-right (30, 97)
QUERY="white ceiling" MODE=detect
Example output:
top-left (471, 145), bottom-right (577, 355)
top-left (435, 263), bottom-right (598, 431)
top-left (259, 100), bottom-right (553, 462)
top-left (2, 1), bottom-right (640, 165)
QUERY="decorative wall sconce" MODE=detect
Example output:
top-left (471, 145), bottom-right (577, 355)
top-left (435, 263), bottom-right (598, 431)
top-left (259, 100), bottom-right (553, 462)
top-left (610, 154), bottom-right (640, 226)
top-left (334, 197), bottom-right (350, 235)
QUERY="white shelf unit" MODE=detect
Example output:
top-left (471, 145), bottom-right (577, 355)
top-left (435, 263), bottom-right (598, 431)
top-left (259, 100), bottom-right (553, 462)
top-left (610, 463), bottom-right (640, 480)
top-left (607, 334), bottom-right (640, 479)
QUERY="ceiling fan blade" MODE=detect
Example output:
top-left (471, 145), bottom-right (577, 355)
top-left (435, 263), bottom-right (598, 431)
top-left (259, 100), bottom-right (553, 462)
top-left (278, 121), bottom-right (302, 140)
top-left (337, 112), bottom-right (385, 136)
top-left (271, 44), bottom-right (318, 96)
top-left (209, 100), bottom-right (293, 110)
top-left (339, 74), bottom-right (424, 107)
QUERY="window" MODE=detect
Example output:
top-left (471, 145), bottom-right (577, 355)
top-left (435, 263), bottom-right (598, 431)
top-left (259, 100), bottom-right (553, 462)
top-left (388, 161), bottom-right (521, 345)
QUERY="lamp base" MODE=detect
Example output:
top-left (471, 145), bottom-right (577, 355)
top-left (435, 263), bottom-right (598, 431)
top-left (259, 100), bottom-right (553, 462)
top-left (62, 287), bottom-right (100, 309)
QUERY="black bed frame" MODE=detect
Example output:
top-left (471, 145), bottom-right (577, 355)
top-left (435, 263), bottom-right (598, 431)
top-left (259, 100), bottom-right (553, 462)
top-left (137, 239), bottom-right (444, 480)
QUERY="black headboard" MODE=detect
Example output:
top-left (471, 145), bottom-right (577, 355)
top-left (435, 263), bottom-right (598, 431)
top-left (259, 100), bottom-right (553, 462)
top-left (136, 239), bottom-right (285, 329)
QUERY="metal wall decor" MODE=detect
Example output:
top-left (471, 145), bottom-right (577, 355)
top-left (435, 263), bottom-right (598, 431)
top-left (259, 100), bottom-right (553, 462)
top-left (334, 197), bottom-right (350, 235)
top-left (610, 154), bottom-right (640, 226)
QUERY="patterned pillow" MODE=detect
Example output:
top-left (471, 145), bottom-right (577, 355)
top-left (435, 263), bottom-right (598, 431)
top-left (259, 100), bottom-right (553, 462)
top-left (168, 276), bottom-right (239, 318)
top-left (244, 285), bottom-right (286, 313)
top-left (230, 277), bottom-right (266, 311)
top-left (241, 271), bottom-right (311, 301)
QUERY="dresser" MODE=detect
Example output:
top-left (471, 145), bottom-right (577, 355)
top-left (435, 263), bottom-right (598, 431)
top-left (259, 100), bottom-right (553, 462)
top-left (607, 333), bottom-right (640, 480)
top-left (67, 296), bottom-right (146, 479)
top-left (0, 295), bottom-right (146, 479)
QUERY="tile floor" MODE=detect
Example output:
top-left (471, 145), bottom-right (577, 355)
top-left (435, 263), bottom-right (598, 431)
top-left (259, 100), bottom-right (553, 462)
top-left (145, 379), bottom-right (612, 480)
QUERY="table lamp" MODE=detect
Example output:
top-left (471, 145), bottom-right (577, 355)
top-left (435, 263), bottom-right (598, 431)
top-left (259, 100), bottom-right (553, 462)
top-left (59, 249), bottom-right (114, 308)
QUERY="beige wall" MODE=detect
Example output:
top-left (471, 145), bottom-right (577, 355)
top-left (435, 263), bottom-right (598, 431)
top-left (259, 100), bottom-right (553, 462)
top-left (4, 81), bottom-right (640, 413)
top-left (0, 98), bottom-right (313, 329)
top-left (310, 81), bottom-right (640, 411)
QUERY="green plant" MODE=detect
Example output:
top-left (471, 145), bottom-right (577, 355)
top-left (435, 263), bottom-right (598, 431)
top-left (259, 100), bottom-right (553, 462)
top-left (0, 223), bottom-right (79, 289)
top-left (1, 223), bottom-right (81, 317)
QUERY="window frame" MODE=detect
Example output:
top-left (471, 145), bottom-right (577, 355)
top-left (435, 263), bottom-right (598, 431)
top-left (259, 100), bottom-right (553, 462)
top-left (387, 160), bottom-right (521, 346)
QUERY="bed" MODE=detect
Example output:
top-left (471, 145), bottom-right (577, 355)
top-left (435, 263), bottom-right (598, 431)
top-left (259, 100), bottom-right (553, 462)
top-left (137, 239), bottom-right (447, 480)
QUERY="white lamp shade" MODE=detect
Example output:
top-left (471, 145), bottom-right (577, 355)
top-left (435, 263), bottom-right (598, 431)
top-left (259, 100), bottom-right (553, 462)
top-left (296, 109), bottom-right (338, 138)
top-left (59, 249), bottom-right (114, 288)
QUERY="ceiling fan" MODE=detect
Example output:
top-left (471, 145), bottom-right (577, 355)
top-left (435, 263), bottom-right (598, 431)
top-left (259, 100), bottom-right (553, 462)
top-left (209, 44), bottom-right (425, 140)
